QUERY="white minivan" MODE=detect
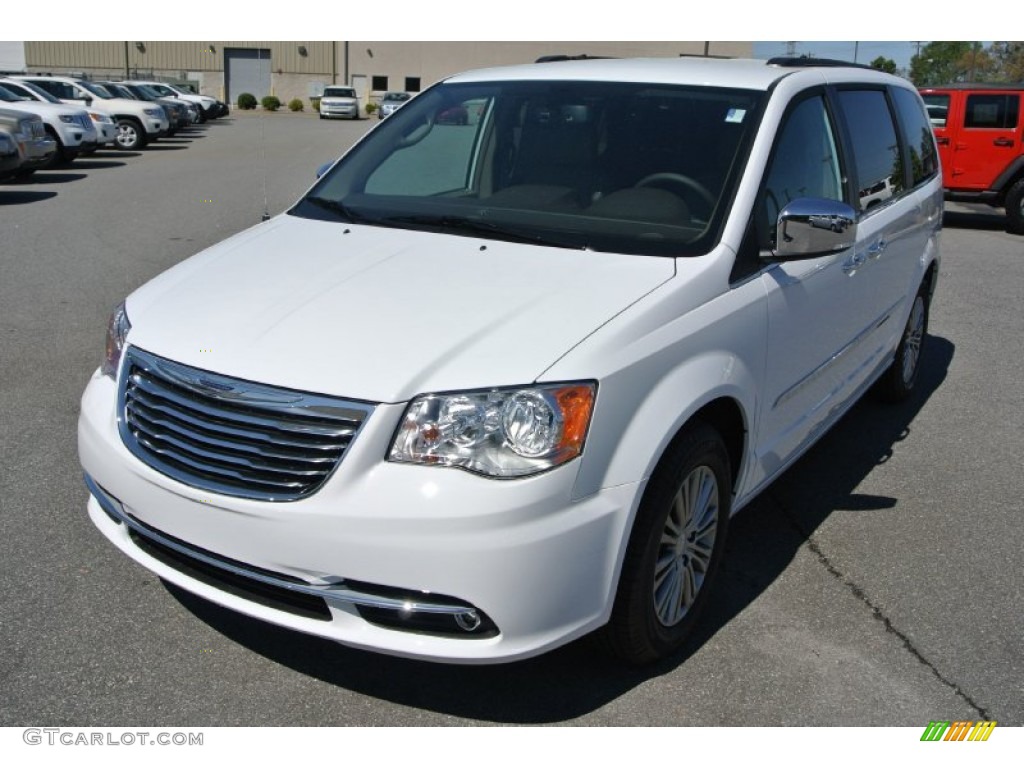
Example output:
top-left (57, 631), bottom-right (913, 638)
top-left (79, 57), bottom-right (941, 664)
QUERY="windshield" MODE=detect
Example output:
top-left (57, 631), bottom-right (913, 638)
top-left (135, 84), bottom-right (163, 100)
top-left (5, 81), bottom-right (61, 103)
top-left (79, 82), bottom-right (114, 99)
top-left (0, 85), bottom-right (29, 102)
top-left (293, 79), bottom-right (762, 257)
top-left (324, 87), bottom-right (355, 98)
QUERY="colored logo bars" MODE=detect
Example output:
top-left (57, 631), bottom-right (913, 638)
top-left (920, 721), bottom-right (997, 742)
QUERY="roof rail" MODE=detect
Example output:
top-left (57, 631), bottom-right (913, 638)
top-left (767, 56), bottom-right (874, 71)
top-left (534, 54), bottom-right (613, 63)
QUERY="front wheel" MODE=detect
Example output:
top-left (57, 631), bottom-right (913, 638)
top-left (1006, 178), bottom-right (1024, 235)
top-left (599, 422), bottom-right (731, 664)
top-left (115, 119), bottom-right (147, 150)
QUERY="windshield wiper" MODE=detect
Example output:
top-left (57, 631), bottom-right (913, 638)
top-left (380, 214), bottom-right (585, 249)
top-left (303, 196), bottom-right (374, 224)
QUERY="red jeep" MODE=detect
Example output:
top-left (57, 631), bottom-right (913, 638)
top-left (920, 84), bottom-right (1024, 234)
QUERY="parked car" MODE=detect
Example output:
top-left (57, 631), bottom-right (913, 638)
top-left (150, 81), bottom-right (229, 120)
top-left (100, 82), bottom-right (186, 136)
top-left (0, 129), bottom-right (21, 179)
top-left (0, 83), bottom-right (97, 166)
top-left (14, 76), bottom-right (169, 150)
top-left (0, 77), bottom-right (117, 150)
top-left (319, 86), bottom-right (359, 120)
top-left (119, 81), bottom-right (199, 125)
top-left (80, 56), bottom-right (941, 665)
top-left (0, 107), bottom-right (56, 178)
top-left (920, 84), bottom-right (1024, 234)
top-left (377, 91), bottom-right (411, 119)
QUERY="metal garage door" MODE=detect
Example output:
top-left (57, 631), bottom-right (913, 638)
top-left (224, 48), bottom-right (271, 104)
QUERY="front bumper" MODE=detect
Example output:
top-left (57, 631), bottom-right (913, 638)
top-left (320, 102), bottom-right (358, 118)
top-left (20, 136), bottom-right (57, 169)
top-left (79, 369), bottom-right (638, 663)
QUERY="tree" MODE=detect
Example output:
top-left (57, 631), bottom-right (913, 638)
top-left (909, 42), bottom-right (979, 86)
top-left (988, 41), bottom-right (1024, 82)
top-left (869, 56), bottom-right (897, 74)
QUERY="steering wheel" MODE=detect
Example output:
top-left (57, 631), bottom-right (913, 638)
top-left (635, 173), bottom-right (716, 217)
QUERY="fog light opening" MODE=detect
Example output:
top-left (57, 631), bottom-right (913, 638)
top-left (455, 610), bottom-right (482, 632)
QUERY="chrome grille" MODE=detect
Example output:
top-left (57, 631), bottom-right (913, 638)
top-left (118, 347), bottom-right (374, 501)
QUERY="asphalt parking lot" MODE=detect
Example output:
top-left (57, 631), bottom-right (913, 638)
top-left (1, 111), bottom-right (1022, 726)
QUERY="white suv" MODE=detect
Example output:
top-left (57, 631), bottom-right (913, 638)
top-left (0, 81), bottom-right (96, 164)
top-left (0, 77), bottom-right (117, 150)
top-left (319, 85), bottom-right (359, 119)
top-left (16, 75), bottom-right (168, 150)
top-left (79, 57), bottom-right (941, 664)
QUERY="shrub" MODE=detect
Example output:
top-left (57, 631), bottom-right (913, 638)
top-left (288, 98), bottom-right (304, 112)
top-left (261, 95), bottom-right (282, 112)
top-left (310, 97), bottom-right (321, 111)
top-left (364, 102), bottom-right (378, 114)
top-left (237, 92), bottom-right (257, 110)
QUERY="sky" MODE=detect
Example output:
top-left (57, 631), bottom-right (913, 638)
top-left (752, 42), bottom-right (922, 73)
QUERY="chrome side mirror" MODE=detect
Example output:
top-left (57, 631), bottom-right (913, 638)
top-left (773, 198), bottom-right (857, 259)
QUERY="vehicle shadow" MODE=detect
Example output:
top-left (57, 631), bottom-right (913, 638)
top-left (0, 189), bottom-right (58, 204)
top-left (91, 151), bottom-right (141, 159)
top-left (166, 335), bottom-right (954, 724)
top-left (68, 160), bottom-right (127, 170)
top-left (142, 145), bottom-right (187, 152)
top-left (943, 208), bottom-right (1007, 232)
top-left (12, 172), bottom-right (87, 184)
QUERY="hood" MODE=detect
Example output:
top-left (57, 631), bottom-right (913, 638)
top-left (0, 101), bottom-right (85, 122)
top-left (126, 215), bottom-right (675, 403)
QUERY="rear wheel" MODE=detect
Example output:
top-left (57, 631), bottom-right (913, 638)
top-left (599, 422), bottom-right (731, 664)
top-left (1006, 178), bottom-right (1024, 235)
top-left (875, 286), bottom-right (928, 402)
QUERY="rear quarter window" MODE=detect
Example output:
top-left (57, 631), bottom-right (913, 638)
top-left (964, 93), bottom-right (1020, 129)
top-left (892, 87), bottom-right (939, 187)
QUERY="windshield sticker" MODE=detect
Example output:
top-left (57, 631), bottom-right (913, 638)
top-left (725, 108), bottom-right (746, 124)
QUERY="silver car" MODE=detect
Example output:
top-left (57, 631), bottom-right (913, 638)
top-left (377, 91), bottom-right (411, 119)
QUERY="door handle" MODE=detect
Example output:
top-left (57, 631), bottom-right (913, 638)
top-left (867, 239), bottom-right (887, 259)
top-left (842, 252), bottom-right (866, 274)
top-left (936, 136), bottom-right (950, 145)
top-left (994, 137), bottom-right (1014, 147)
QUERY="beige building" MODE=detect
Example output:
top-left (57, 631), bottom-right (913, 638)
top-left (23, 41), bottom-right (752, 107)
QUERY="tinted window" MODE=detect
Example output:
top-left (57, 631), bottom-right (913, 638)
top-left (964, 94), bottom-right (1019, 129)
top-left (837, 90), bottom-right (905, 211)
top-left (892, 88), bottom-right (939, 187)
top-left (921, 94), bottom-right (950, 127)
top-left (762, 95), bottom-right (844, 245)
top-left (28, 79), bottom-right (74, 99)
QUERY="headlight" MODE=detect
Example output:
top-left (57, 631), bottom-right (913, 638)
top-left (144, 108), bottom-right (162, 117)
top-left (89, 112), bottom-right (113, 124)
top-left (101, 301), bottom-right (131, 379)
top-left (389, 382), bottom-right (596, 478)
top-left (59, 114), bottom-right (76, 124)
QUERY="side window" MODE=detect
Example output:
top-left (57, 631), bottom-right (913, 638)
top-left (921, 94), bottom-right (950, 128)
top-left (892, 87), bottom-right (939, 187)
top-left (836, 89), bottom-right (905, 211)
top-left (762, 95), bottom-right (843, 245)
top-left (964, 94), bottom-right (1019, 129)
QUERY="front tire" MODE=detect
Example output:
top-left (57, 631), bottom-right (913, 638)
top-left (599, 422), bottom-right (731, 665)
top-left (115, 118), bottom-right (147, 150)
top-left (1006, 178), bottom-right (1024, 235)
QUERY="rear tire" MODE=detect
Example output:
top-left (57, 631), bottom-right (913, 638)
top-left (598, 421), bottom-right (731, 665)
top-left (875, 286), bottom-right (929, 402)
top-left (1006, 178), bottom-right (1024, 235)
